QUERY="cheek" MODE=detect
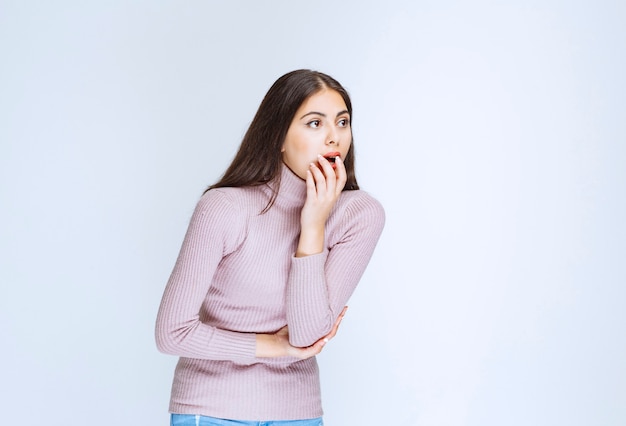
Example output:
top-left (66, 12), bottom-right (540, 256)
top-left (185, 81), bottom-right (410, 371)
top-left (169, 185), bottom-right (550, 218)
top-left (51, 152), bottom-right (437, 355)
top-left (282, 150), bottom-right (311, 180)
top-left (286, 135), bottom-right (317, 158)
top-left (282, 140), bottom-right (311, 173)
top-left (342, 138), bottom-right (352, 157)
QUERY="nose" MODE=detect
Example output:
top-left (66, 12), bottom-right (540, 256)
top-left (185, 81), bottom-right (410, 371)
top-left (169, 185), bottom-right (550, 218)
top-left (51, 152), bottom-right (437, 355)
top-left (326, 127), bottom-right (339, 145)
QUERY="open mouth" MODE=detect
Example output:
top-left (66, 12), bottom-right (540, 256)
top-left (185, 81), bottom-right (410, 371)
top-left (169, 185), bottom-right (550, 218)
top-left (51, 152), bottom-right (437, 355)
top-left (322, 152), bottom-right (341, 168)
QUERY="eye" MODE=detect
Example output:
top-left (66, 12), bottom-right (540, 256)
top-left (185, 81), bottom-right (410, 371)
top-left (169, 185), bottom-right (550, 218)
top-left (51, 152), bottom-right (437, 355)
top-left (307, 119), bottom-right (321, 128)
top-left (337, 118), bottom-right (350, 127)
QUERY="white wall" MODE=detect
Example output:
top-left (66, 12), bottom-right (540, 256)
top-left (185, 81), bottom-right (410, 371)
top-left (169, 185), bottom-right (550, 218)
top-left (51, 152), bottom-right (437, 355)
top-left (1, 1), bottom-right (624, 425)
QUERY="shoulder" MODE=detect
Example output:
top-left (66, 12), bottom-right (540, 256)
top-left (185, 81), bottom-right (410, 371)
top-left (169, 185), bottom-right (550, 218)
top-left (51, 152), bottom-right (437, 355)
top-left (189, 188), bottom-right (255, 253)
top-left (194, 188), bottom-right (236, 218)
top-left (331, 189), bottom-right (386, 238)
top-left (337, 189), bottom-right (385, 222)
top-left (197, 186), bottom-right (261, 214)
top-left (194, 185), bottom-right (269, 228)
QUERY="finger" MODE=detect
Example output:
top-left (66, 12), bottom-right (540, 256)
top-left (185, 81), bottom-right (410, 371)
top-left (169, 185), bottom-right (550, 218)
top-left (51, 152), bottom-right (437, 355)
top-left (334, 156), bottom-right (347, 194)
top-left (325, 319), bottom-right (341, 339)
top-left (316, 155), bottom-right (336, 194)
top-left (308, 162), bottom-right (327, 196)
top-left (340, 305), bottom-right (348, 316)
top-left (305, 169), bottom-right (317, 199)
top-left (295, 341), bottom-right (324, 360)
top-left (324, 306), bottom-right (349, 340)
top-left (316, 154), bottom-right (335, 174)
top-left (334, 306), bottom-right (348, 326)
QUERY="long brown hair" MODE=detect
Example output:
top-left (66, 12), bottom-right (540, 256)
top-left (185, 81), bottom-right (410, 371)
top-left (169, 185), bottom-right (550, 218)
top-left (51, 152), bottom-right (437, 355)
top-left (207, 69), bottom-right (359, 209)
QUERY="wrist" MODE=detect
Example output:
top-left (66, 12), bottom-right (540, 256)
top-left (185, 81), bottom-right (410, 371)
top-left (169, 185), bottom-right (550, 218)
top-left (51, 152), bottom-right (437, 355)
top-left (255, 333), bottom-right (286, 358)
top-left (296, 226), bottom-right (324, 257)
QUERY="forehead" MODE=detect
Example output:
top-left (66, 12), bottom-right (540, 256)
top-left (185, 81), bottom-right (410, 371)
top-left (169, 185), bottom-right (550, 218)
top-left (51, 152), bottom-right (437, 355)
top-left (297, 89), bottom-right (348, 114)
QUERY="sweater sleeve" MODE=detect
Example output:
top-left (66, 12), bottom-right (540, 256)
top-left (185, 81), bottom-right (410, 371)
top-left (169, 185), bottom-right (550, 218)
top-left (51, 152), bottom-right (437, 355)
top-left (285, 192), bottom-right (385, 347)
top-left (155, 190), bottom-right (257, 363)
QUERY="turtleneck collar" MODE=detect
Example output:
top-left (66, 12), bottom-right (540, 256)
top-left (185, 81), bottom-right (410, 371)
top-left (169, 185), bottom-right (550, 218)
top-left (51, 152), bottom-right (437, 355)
top-left (263, 163), bottom-right (307, 208)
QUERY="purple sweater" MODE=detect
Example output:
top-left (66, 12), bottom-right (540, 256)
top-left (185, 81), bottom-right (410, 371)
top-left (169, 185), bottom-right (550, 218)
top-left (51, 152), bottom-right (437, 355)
top-left (155, 164), bottom-right (385, 421)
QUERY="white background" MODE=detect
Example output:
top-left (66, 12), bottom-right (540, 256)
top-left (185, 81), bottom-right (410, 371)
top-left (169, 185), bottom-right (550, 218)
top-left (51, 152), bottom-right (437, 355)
top-left (1, 1), bottom-right (624, 425)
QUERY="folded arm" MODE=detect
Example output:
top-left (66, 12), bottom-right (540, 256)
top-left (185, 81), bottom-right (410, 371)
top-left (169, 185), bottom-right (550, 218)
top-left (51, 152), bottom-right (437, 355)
top-left (155, 191), bottom-right (257, 363)
top-left (286, 193), bottom-right (386, 347)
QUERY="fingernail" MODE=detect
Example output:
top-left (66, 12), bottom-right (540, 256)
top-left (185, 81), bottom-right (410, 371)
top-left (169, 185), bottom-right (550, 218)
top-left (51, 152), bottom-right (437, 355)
top-left (323, 338), bottom-right (329, 343)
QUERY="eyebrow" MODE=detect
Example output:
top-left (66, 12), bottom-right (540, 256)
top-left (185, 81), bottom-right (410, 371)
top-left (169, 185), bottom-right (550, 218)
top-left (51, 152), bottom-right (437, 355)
top-left (299, 110), bottom-right (350, 120)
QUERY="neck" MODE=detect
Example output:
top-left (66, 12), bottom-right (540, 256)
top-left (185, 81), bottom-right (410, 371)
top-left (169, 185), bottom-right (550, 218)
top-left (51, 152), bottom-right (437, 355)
top-left (263, 163), bottom-right (307, 209)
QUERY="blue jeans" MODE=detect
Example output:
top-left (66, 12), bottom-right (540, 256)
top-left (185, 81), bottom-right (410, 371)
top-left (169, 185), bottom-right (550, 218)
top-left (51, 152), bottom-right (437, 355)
top-left (171, 414), bottom-right (323, 426)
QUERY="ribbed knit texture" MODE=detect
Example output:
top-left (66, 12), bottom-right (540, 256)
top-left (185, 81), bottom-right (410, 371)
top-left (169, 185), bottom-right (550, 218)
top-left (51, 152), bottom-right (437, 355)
top-left (155, 164), bottom-right (385, 421)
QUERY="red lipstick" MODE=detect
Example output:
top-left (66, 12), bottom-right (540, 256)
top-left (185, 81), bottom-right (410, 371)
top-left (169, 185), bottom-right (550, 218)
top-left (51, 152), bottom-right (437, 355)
top-left (322, 151), bottom-right (341, 169)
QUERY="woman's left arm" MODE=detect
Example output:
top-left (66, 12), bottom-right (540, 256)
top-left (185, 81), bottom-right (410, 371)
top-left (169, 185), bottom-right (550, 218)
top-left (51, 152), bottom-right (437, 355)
top-left (286, 188), bottom-right (385, 347)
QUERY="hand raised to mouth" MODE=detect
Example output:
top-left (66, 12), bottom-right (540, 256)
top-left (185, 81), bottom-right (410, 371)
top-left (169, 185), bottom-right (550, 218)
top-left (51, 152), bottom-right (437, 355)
top-left (321, 151), bottom-right (341, 169)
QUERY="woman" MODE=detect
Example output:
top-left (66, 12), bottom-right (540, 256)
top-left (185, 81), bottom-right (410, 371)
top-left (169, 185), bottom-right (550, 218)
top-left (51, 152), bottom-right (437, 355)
top-left (156, 69), bottom-right (385, 425)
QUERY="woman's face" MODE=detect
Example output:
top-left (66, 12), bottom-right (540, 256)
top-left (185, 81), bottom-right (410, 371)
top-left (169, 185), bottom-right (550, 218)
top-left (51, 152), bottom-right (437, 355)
top-left (281, 89), bottom-right (352, 179)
